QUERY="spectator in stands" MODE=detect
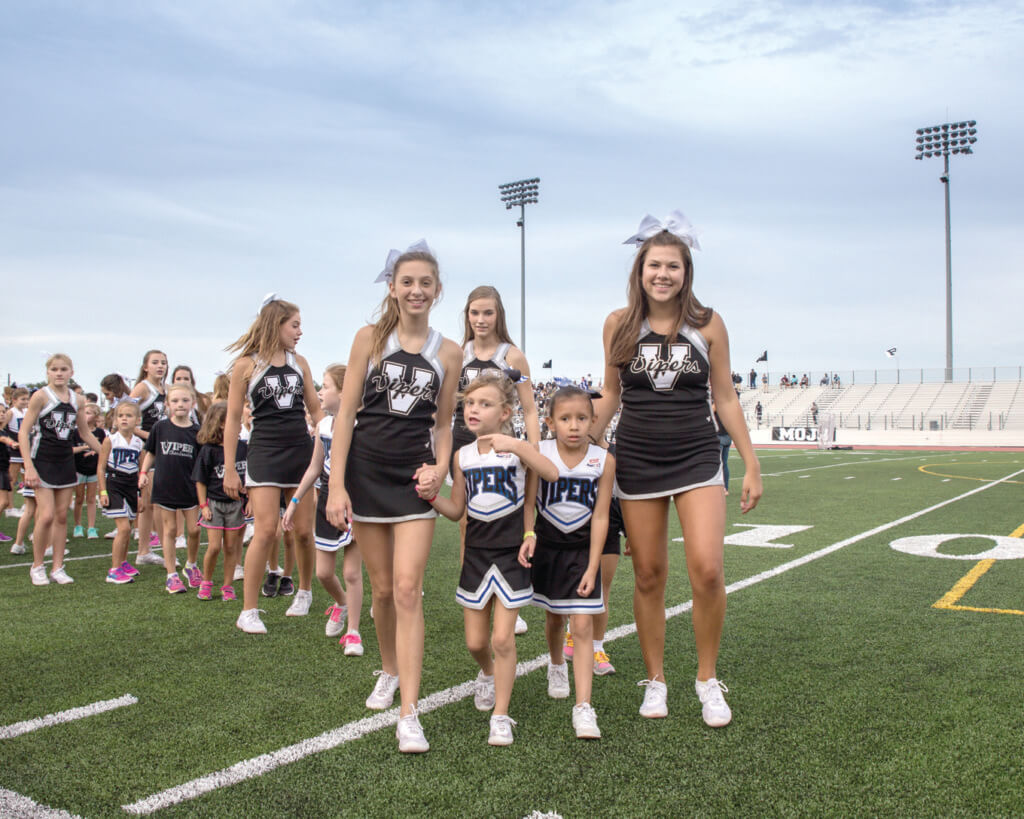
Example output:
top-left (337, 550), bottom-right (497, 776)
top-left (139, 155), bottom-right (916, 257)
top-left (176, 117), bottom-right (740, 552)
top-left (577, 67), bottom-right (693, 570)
top-left (800, 374), bottom-right (809, 388)
top-left (755, 401), bottom-right (763, 425)
top-left (811, 402), bottom-right (818, 424)
top-left (832, 373), bottom-right (841, 387)
top-left (761, 374), bottom-right (768, 388)
top-left (749, 368), bottom-right (757, 389)
top-left (820, 373), bottom-right (829, 386)
top-left (780, 375), bottom-right (789, 388)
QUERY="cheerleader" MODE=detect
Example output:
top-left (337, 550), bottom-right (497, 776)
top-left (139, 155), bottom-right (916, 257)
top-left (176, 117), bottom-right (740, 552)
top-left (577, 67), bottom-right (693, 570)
top-left (592, 212), bottom-right (762, 725)
top-left (130, 351), bottom-right (169, 564)
top-left (326, 242), bottom-right (461, 753)
top-left (0, 404), bottom-right (14, 533)
top-left (19, 354), bottom-right (103, 584)
top-left (6, 387), bottom-right (29, 495)
top-left (71, 403), bottom-right (105, 538)
top-left (430, 371), bottom-right (558, 746)
top-left (224, 294), bottom-right (322, 633)
top-left (282, 365), bottom-right (364, 653)
top-left (98, 400), bottom-right (144, 583)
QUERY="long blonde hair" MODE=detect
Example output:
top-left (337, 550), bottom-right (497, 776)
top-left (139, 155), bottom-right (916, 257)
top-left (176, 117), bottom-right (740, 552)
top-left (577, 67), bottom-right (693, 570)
top-left (370, 251), bottom-right (440, 366)
top-left (226, 298), bottom-right (300, 365)
top-left (461, 285), bottom-right (513, 346)
top-left (460, 370), bottom-right (517, 435)
top-left (608, 232), bottom-right (711, 368)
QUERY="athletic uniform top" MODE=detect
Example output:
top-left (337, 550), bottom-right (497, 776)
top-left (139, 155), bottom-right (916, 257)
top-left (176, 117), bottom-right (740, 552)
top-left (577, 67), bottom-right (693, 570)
top-left (29, 388), bottom-right (78, 462)
top-left (353, 328), bottom-right (445, 463)
top-left (452, 340), bottom-right (512, 439)
top-left (139, 382), bottom-right (167, 433)
top-left (535, 439), bottom-right (607, 549)
top-left (105, 431), bottom-right (144, 487)
top-left (144, 419), bottom-right (200, 506)
top-left (459, 442), bottom-right (526, 551)
top-left (74, 427), bottom-right (106, 475)
top-left (7, 408), bottom-right (24, 439)
top-left (247, 351), bottom-right (308, 446)
top-left (317, 416), bottom-right (334, 485)
top-left (192, 440), bottom-right (248, 503)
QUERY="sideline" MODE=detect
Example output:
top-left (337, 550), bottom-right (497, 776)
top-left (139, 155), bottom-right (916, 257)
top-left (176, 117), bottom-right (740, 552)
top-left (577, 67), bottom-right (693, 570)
top-left (122, 465), bottom-right (1024, 815)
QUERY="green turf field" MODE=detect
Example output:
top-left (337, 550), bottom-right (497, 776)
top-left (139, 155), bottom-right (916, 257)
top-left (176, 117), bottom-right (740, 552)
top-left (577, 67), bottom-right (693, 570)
top-left (2, 449), bottom-right (1023, 818)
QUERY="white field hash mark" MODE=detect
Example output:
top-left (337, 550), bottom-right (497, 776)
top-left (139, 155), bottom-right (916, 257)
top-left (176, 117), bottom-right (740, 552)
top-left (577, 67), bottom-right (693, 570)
top-left (0, 787), bottom-right (83, 819)
top-left (122, 466), bottom-right (1024, 815)
top-left (0, 694), bottom-right (138, 740)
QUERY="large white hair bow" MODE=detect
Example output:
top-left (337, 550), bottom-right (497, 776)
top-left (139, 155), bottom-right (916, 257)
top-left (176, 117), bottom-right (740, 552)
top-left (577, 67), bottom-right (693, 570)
top-left (623, 211), bottom-right (701, 250)
top-left (260, 292), bottom-right (279, 311)
top-left (374, 239), bottom-right (434, 283)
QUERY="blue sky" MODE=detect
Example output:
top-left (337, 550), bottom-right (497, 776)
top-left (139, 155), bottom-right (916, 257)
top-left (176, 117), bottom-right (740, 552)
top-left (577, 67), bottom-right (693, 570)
top-left (3, 0), bottom-right (1022, 392)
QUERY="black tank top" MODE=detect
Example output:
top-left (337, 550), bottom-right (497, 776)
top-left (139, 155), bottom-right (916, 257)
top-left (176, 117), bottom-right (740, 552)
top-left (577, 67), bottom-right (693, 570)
top-left (30, 387), bottom-right (77, 462)
top-left (453, 340), bottom-right (512, 438)
top-left (139, 382), bottom-right (166, 432)
top-left (247, 352), bottom-right (308, 446)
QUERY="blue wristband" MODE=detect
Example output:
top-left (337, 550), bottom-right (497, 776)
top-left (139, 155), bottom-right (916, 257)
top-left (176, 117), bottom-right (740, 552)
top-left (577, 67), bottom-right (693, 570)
top-left (290, 495), bottom-right (300, 504)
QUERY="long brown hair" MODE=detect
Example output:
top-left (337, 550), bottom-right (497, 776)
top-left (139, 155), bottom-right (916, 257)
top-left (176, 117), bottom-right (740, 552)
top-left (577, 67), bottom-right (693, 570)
top-left (100, 373), bottom-right (130, 400)
top-left (226, 298), bottom-right (300, 365)
top-left (172, 364), bottom-right (211, 419)
top-left (137, 349), bottom-right (167, 385)
top-left (370, 251), bottom-right (440, 366)
top-left (323, 363), bottom-right (347, 392)
top-left (608, 232), bottom-right (712, 367)
top-left (197, 401), bottom-right (228, 446)
top-left (461, 285), bottom-right (513, 346)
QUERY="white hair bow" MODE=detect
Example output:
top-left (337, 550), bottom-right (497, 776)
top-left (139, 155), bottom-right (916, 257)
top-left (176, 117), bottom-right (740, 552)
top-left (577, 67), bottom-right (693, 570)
top-left (260, 292), bottom-right (279, 311)
top-left (374, 239), bottom-right (434, 283)
top-left (623, 211), bottom-right (701, 250)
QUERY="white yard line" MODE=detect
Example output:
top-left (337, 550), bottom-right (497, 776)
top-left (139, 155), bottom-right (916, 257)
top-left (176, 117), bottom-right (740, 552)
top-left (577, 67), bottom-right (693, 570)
top-left (121, 465), bottom-right (1024, 815)
top-left (0, 787), bottom-right (82, 819)
top-left (0, 694), bottom-right (138, 740)
top-left (761, 454), bottom-right (928, 477)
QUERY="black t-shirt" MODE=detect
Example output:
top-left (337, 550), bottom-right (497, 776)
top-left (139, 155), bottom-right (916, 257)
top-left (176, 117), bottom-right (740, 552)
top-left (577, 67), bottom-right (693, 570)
top-left (74, 428), bottom-right (106, 475)
top-left (191, 440), bottom-right (248, 503)
top-left (145, 419), bottom-right (200, 507)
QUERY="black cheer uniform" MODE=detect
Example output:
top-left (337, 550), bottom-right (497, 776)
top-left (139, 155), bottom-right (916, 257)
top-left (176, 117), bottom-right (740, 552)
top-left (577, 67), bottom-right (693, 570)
top-left (314, 416), bottom-right (352, 551)
top-left (244, 351), bottom-right (312, 487)
top-left (451, 341), bottom-right (513, 470)
top-left (28, 388), bottom-right (79, 489)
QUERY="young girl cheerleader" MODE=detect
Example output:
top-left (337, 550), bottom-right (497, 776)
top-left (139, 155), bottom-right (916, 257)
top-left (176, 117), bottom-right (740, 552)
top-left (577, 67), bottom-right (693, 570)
top-left (282, 365), bottom-right (365, 654)
top-left (223, 294), bottom-right (322, 633)
top-left (192, 401), bottom-right (247, 601)
top-left (19, 355), bottom-right (103, 584)
top-left (519, 386), bottom-right (614, 740)
top-left (6, 388), bottom-right (30, 507)
top-left (592, 212), bottom-right (762, 726)
top-left (430, 371), bottom-right (558, 746)
top-left (326, 242), bottom-right (461, 753)
top-left (98, 400), bottom-right (145, 583)
top-left (130, 352), bottom-right (168, 565)
top-left (72, 403), bottom-right (105, 539)
top-left (0, 404), bottom-right (14, 538)
top-left (172, 365), bottom-right (209, 550)
top-left (139, 383), bottom-right (202, 594)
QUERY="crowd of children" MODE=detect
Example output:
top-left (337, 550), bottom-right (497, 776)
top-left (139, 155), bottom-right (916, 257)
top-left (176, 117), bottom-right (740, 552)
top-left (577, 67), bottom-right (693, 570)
top-left (2, 213), bottom-right (762, 754)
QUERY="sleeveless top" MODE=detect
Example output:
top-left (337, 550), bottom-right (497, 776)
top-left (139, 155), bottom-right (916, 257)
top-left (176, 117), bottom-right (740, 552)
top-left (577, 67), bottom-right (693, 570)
top-left (139, 382), bottom-right (166, 432)
top-left (30, 387), bottom-right (77, 461)
top-left (535, 439), bottom-right (607, 549)
top-left (453, 340), bottom-right (512, 438)
top-left (459, 442), bottom-right (526, 551)
top-left (247, 351), bottom-right (308, 446)
top-left (353, 329), bottom-right (445, 463)
top-left (106, 431), bottom-right (144, 485)
top-left (317, 415), bottom-right (333, 486)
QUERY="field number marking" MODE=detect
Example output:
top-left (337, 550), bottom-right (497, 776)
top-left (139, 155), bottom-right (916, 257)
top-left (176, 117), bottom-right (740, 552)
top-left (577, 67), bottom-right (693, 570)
top-left (930, 523), bottom-right (1024, 616)
top-left (674, 524), bottom-right (813, 549)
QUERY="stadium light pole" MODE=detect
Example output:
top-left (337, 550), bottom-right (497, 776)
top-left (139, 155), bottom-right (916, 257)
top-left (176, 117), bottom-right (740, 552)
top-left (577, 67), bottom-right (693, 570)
top-left (915, 120), bottom-right (977, 382)
top-left (498, 178), bottom-right (540, 353)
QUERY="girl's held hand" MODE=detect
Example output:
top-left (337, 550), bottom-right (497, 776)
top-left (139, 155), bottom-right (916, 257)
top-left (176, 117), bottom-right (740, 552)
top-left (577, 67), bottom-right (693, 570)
top-left (518, 536), bottom-right (536, 568)
top-left (739, 472), bottom-right (763, 514)
top-left (326, 491), bottom-right (351, 531)
top-left (577, 568), bottom-right (598, 597)
top-left (413, 463), bottom-right (439, 499)
top-left (223, 470), bottom-right (241, 500)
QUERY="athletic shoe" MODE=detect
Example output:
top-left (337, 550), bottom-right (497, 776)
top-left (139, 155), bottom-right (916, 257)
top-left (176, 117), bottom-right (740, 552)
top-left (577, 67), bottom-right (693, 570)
top-left (278, 576), bottom-right (295, 596)
top-left (695, 678), bottom-right (732, 727)
top-left (262, 571), bottom-right (281, 598)
top-left (220, 585), bottom-right (237, 601)
top-left (104, 530), bottom-right (116, 539)
top-left (10, 543), bottom-right (26, 555)
top-left (6, 507), bottom-right (23, 517)
top-left (572, 703), bottom-right (601, 739)
top-left (119, 562), bottom-right (140, 578)
top-left (365, 670), bottom-right (400, 710)
top-left (73, 525), bottom-right (84, 538)
top-left (396, 709), bottom-right (429, 753)
top-left (564, 628), bottom-right (574, 661)
top-left (50, 567), bottom-right (74, 584)
top-left (638, 678), bottom-right (668, 718)
top-left (341, 632), bottom-right (364, 656)
top-left (136, 552), bottom-right (165, 566)
top-left (547, 662), bottom-right (570, 699)
top-left (325, 604), bottom-right (347, 637)
top-left (243, 523), bottom-right (254, 543)
top-left (236, 608), bottom-right (267, 634)
top-left (133, 529), bottom-right (140, 540)
top-left (30, 565), bottom-right (50, 585)
top-left (197, 580), bottom-right (214, 600)
top-left (0, 533), bottom-right (11, 543)
top-left (594, 651), bottom-right (615, 676)
top-left (286, 589), bottom-right (312, 616)
top-left (106, 567), bottom-right (133, 584)
top-left (474, 671), bottom-right (496, 711)
top-left (149, 533), bottom-right (160, 547)
top-left (172, 535), bottom-right (184, 550)
top-left (183, 564), bottom-right (203, 588)
top-left (233, 563), bottom-right (245, 581)
top-left (488, 714), bottom-right (516, 746)
top-left (44, 545), bottom-right (52, 557)
top-left (87, 527), bottom-right (99, 539)
top-left (514, 614), bottom-right (528, 635)
top-left (165, 574), bottom-right (187, 594)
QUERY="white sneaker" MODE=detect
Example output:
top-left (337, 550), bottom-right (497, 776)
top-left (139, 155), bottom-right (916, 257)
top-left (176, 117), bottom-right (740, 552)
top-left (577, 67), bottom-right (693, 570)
top-left (133, 529), bottom-right (140, 540)
top-left (473, 671), bottom-right (496, 711)
top-left (104, 529), bottom-right (116, 539)
top-left (136, 552), bottom-right (165, 566)
top-left (243, 523), bottom-right (254, 543)
top-left (638, 678), bottom-right (668, 718)
top-left (235, 608), bottom-right (267, 634)
top-left (30, 565), bottom-right (49, 586)
top-left (6, 507), bottom-right (23, 517)
top-left (341, 632), bottom-right (364, 656)
top-left (10, 543), bottom-right (26, 555)
top-left (44, 545), bottom-right (52, 557)
top-left (285, 589), bottom-right (313, 617)
top-left (175, 535), bottom-right (186, 550)
top-left (488, 714), bottom-right (516, 746)
top-left (572, 702), bottom-right (601, 739)
top-left (695, 678), bottom-right (732, 727)
top-left (365, 670), bottom-right (400, 710)
top-left (233, 563), bottom-right (245, 581)
top-left (514, 614), bottom-right (528, 635)
top-left (547, 661), bottom-right (570, 699)
top-left (396, 709), bottom-right (429, 753)
top-left (325, 604), bottom-right (347, 637)
top-left (50, 567), bottom-right (74, 584)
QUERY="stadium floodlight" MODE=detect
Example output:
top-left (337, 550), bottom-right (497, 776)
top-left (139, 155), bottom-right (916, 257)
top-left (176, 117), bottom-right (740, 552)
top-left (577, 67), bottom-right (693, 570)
top-left (914, 119), bottom-right (978, 382)
top-left (498, 178), bottom-right (540, 353)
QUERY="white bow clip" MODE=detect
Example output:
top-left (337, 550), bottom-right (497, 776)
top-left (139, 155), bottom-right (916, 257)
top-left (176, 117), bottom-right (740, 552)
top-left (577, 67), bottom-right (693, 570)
top-left (374, 239), bottom-right (433, 283)
top-left (623, 211), bottom-right (701, 250)
top-left (261, 292), bottom-right (279, 311)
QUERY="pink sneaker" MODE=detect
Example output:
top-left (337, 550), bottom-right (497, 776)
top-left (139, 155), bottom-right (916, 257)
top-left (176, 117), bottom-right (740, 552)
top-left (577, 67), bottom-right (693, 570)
top-left (340, 632), bottom-right (364, 656)
top-left (197, 580), bottom-right (213, 600)
top-left (106, 567), bottom-right (133, 584)
top-left (165, 574), bottom-right (186, 594)
top-left (149, 533), bottom-right (161, 547)
top-left (119, 561), bottom-right (140, 578)
top-left (220, 585), bottom-right (237, 601)
top-left (183, 565), bottom-right (204, 588)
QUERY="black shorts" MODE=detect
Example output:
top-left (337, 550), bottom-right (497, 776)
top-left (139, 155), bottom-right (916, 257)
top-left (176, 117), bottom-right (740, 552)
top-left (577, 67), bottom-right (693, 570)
top-left (315, 488), bottom-right (353, 551)
top-left (103, 483), bottom-right (139, 521)
top-left (246, 437), bottom-right (313, 489)
top-left (456, 545), bottom-right (532, 610)
top-left (0, 470), bottom-right (10, 492)
top-left (530, 543), bottom-right (604, 615)
top-left (35, 454), bottom-right (78, 490)
top-left (346, 445), bottom-right (436, 524)
top-left (603, 497), bottom-right (625, 556)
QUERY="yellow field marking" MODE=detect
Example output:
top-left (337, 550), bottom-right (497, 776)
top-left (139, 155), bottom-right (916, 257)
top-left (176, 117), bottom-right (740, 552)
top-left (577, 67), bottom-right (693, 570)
top-left (918, 463), bottom-right (1024, 485)
top-left (933, 525), bottom-right (1024, 615)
